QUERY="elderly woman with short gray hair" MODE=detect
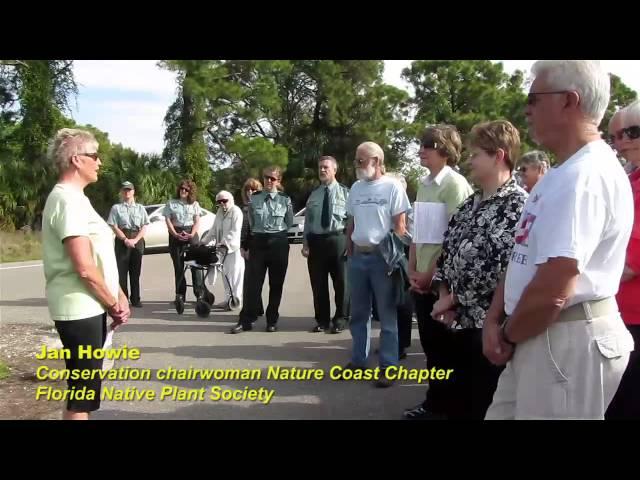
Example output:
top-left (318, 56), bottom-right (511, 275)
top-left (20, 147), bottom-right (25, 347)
top-left (201, 190), bottom-right (245, 311)
top-left (42, 128), bottom-right (129, 420)
top-left (517, 150), bottom-right (549, 192)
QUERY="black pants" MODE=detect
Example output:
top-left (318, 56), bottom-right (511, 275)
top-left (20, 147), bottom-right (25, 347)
top-left (307, 233), bottom-right (348, 329)
top-left (54, 314), bottom-right (107, 413)
top-left (242, 262), bottom-right (263, 316)
top-left (239, 232), bottom-right (289, 327)
top-left (397, 296), bottom-right (413, 352)
top-left (169, 233), bottom-right (204, 298)
top-left (115, 237), bottom-right (144, 304)
top-left (442, 328), bottom-right (504, 420)
top-left (413, 291), bottom-right (451, 413)
top-left (606, 324), bottom-right (640, 420)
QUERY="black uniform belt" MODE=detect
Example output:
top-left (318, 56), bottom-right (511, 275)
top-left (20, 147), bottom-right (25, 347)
top-left (253, 231), bottom-right (288, 238)
top-left (308, 230), bottom-right (346, 239)
top-left (120, 228), bottom-right (140, 239)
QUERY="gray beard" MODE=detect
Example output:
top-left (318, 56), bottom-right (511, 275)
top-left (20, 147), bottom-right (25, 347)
top-left (356, 167), bottom-right (375, 181)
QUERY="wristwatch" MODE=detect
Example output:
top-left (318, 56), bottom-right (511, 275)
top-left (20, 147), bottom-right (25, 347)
top-left (500, 319), bottom-right (517, 348)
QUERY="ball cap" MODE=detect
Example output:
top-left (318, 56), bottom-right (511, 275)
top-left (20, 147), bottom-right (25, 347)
top-left (121, 181), bottom-right (134, 190)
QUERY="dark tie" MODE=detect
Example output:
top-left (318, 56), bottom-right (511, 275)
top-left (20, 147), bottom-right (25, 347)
top-left (321, 186), bottom-right (330, 229)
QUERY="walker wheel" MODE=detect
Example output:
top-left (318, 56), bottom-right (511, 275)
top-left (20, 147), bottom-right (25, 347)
top-left (195, 299), bottom-right (211, 318)
top-left (205, 291), bottom-right (215, 306)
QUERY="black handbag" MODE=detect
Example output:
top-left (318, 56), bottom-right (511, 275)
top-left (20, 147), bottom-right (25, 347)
top-left (184, 245), bottom-right (218, 265)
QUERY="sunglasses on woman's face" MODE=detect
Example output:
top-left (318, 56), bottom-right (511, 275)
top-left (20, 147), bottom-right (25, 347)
top-left (421, 140), bottom-right (438, 150)
top-left (609, 125), bottom-right (640, 144)
top-left (217, 199), bottom-right (229, 204)
top-left (179, 187), bottom-right (191, 193)
top-left (263, 175), bottom-right (278, 182)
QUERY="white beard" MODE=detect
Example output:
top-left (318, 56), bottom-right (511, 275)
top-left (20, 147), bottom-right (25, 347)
top-left (356, 165), bottom-right (376, 181)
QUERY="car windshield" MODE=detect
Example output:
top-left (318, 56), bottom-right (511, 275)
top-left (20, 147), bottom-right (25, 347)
top-left (145, 205), bottom-right (161, 216)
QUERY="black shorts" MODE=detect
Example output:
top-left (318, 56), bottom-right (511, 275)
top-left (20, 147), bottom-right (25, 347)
top-left (54, 313), bottom-right (107, 412)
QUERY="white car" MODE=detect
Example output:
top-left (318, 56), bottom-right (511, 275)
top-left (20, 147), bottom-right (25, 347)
top-left (288, 208), bottom-right (305, 244)
top-left (143, 203), bottom-right (216, 254)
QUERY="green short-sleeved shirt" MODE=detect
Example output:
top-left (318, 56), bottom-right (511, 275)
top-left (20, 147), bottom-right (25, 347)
top-left (163, 199), bottom-right (201, 227)
top-left (303, 181), bottom-right (349, 240)
top-left (249, 191), bottom-right (294, 233)
top-left (107, 202), bottom-right (149, 230)
top-left (414, 167), bottom-right (474, 272)
top-left (42, 183), bottom-right (120, 321)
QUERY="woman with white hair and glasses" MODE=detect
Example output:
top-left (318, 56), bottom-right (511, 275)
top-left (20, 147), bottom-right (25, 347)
top-left (606, 99), bottom-right (640, 420)
top-left (517, 150), bottom-right (549, 192)
top-left (201, 190), bottom-right (245, 311)
top-left (42, 128), bottom-right (130, 420)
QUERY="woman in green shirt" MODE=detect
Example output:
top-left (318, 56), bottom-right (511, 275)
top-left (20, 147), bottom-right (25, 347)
top-left (164, 179), bottom-right (204, 307)
top-left (42, 128), bottom-right (130, 420)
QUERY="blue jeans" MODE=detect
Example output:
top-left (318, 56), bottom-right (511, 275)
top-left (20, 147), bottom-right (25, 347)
top-left (348, 251), bottom-right (399, 368)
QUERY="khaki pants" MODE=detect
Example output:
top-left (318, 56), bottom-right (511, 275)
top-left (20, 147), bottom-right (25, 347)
top-left (486, 313), bottom-right (634, 420)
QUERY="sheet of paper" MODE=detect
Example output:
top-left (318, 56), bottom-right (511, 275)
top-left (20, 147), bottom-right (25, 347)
top-left (413, 202), bottom-right (449, 244)
top-left (102, 328), bottom-right (115, 371)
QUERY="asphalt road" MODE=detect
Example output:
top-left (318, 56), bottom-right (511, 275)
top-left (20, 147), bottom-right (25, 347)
top-left (0, 245), bottom-right (428, 420)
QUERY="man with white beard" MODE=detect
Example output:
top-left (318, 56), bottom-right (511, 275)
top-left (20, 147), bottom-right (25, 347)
top-left (344, 141), bottom-right (411, 388)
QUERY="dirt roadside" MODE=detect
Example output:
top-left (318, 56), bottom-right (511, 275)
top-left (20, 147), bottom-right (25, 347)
top-left (0, 323), bottom-right (67, 420)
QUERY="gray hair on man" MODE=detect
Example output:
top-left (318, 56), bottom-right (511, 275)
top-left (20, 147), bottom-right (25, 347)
top-left (357, 141), bottom-right (385, 166)
top-left (520, 150), bottom-right (550, 173)
top-left (385, 171), bottom-right (407, 191)
top-left (531, 60), bottom-right (610, 126)
top-left (47, 128), bottom-right (98, 173)
top-left (318, 155), bottom-right (338, 169)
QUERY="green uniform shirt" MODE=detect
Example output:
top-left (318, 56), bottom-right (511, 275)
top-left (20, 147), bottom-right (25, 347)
top-left (414, 166), bottom-right (473, 273)
top-left (42, 183), bottom-right (120, 321)
top-left (107, 201), bottom-right (150, 230)
top-left (162, 199), bottom-right (201, 227)
top-left (303, 180), bottom-right (349, 242)
top-left (249, 191), bottom-right (294, 233)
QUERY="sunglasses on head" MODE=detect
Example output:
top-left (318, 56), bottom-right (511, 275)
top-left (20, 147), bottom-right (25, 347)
top-left (609, 125), bottom-right (640, 143)
top-left (526, 90), bottom-right (569, 106)
top-left (263, 175), bottom-right (278, 182)
top-left (78, 152), bottom-right (100, 161)
top-left (217, 198), bottom-right (229, 204)
top-left (179, 187), bottom-right (191, 193)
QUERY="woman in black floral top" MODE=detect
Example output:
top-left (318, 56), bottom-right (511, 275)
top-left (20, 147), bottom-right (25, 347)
top-left (430, 120), bottom-right (528, 420)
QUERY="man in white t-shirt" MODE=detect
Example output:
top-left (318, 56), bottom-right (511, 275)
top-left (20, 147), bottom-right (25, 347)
top-left (345, 142), bottom-right (411, 388)
top-left (483, 60), bottom-right (635, 419)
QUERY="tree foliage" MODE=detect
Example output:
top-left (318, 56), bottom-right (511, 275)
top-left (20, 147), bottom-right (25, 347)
top-left (1, 60), bottom-right (638, 231)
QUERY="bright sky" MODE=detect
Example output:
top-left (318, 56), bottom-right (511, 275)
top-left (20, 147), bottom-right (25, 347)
top-left (72, 60), bottom-right (640, 155)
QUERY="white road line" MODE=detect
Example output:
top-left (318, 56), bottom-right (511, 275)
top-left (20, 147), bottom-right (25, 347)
top-left (0, 263), bottom-right (43, 271)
